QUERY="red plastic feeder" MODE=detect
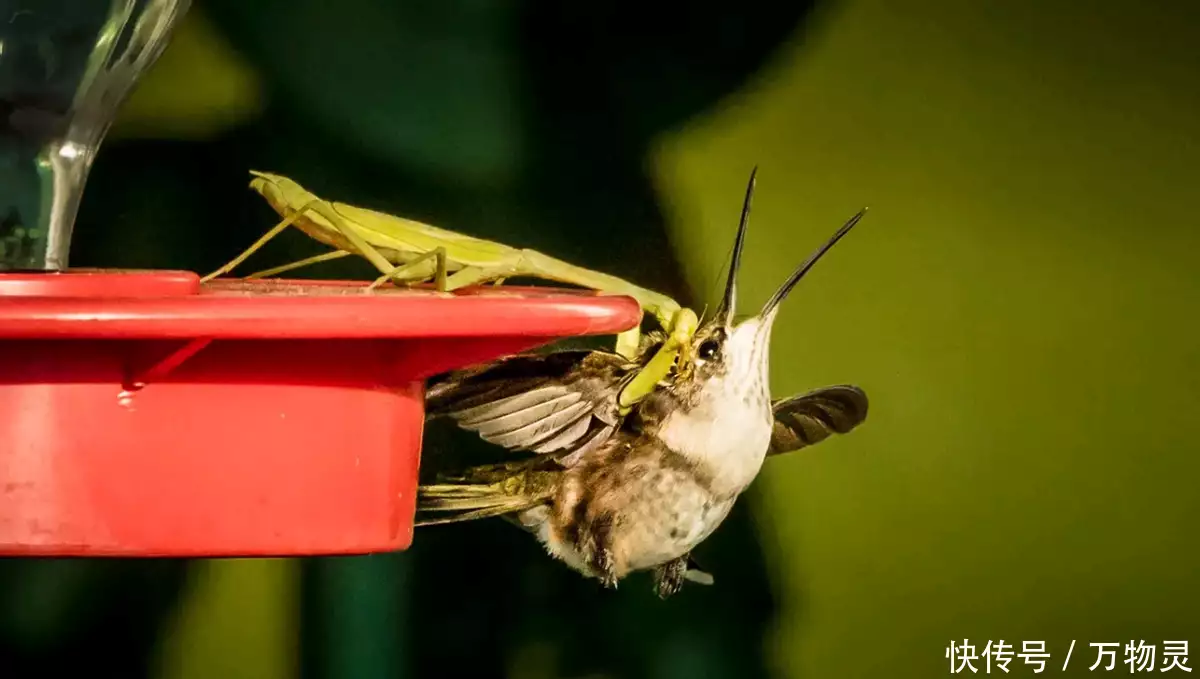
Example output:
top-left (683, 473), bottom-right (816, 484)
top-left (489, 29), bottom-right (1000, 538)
top-left (0, 270), bottom-right (640, 557)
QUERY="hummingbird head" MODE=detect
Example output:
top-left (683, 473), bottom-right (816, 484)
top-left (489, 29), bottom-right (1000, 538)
top-left (653, 169), bottom-right (866, 492)
top-left (684, 168), bottom-right (867, 407)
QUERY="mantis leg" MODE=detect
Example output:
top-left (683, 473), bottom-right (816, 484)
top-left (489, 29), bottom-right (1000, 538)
top-left (422, 250), bottom-right (701, 409)
top-left (244, 250), bottom-right (353, 279)
top-left (439, 261), bottom-right (519, 291)
top-left (436, 255), bottom-right (651, 357)
top-left (202, 198), bottom-right (403, 285)
top-left (618, 341), bottom-right (679, 410)
top-left (614, 330), bottom-right (641, 359)
top-left (366, 247), bottom-right (448, 291)
top-left (615, 307), bottom-right (699, 410)
top-left (301, 200), bottom-right (402, 283)
top-left (200, 213), bottom-right (300, 283)
top-left (514, 249), bottom-right (693, 352)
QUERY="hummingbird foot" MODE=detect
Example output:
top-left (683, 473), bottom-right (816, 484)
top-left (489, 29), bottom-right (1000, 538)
top-left (652, 557), bottom-right (688, 599)
top-left (592, 548), bottom-right (619, 589)
top-left (584, 516), bottom-right (620, 589)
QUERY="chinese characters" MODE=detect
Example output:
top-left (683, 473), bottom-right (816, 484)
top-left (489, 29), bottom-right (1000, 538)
top-left (946, 640), bottom-right (1190, 674)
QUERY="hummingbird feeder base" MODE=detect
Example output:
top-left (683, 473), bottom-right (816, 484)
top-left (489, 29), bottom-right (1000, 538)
top-left (0, 270), bottom-right (639, 557)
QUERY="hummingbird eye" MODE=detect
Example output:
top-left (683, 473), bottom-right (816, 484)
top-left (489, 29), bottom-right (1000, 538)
top-left (696, 339), bottom-right (721, 360)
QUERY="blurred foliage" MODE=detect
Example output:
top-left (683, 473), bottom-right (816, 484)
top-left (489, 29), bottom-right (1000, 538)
top-left (0, 558), bottom-right (187, 677)
top-left (110, 8), bottom-right (264, 141)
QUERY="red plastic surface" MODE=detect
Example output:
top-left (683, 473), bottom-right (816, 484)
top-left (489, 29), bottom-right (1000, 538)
top-left (0, 271), bottom-right (640, 557)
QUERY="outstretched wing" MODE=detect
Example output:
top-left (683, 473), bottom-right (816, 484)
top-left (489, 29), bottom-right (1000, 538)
top-left (426, 350), bottom-right (635, 462)
top-left (768, 385), bottom-right (869, 456)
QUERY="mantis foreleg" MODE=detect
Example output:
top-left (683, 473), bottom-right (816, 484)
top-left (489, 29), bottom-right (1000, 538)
top-left (420, 249), bottom-right (702, 407)
top-left (615, 307), bottom-right (698, 411)
top-left (614, 330), bottom-right (641, 359)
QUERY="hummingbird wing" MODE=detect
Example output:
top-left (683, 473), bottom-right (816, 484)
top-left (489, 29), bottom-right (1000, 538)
top-left (768, 384), bottom-right (869, 456)
top-left (426, 350), bottom-right (636, 464)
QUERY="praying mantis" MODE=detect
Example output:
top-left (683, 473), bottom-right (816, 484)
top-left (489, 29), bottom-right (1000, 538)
top-left (201, 171), bottom-right (701, 409)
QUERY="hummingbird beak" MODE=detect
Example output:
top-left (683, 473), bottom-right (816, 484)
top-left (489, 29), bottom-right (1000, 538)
top-left (758, 207), bottom-right (868, 324)
top-left (714, 167), bottom-right (757, 325)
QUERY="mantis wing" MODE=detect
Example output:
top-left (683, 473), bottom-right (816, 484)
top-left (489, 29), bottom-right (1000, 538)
top-left (768, 385), bottom-right (869, 456)
top-left (426, 350), bottom-right (637, 463)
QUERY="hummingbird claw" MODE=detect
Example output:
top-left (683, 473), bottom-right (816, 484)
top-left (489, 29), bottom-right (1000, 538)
top-left (652, 557), bottom-right (688, 599)
top-left (593, 549), bottom-right (618, 589)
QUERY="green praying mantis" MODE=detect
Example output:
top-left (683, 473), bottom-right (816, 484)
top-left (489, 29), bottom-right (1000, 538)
top-left (201, 171), bottom-right (701, 409)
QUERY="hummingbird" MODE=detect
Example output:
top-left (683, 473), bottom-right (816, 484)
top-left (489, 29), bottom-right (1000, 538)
top-left (417, 170), bottom-right (869, 597)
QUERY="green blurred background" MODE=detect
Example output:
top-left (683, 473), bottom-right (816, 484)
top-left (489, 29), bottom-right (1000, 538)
top-left (2, 0), bottom-right (1197, 677)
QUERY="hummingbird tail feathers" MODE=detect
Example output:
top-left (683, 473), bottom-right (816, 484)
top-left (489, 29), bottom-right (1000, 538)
top-left (415, 469), bottom-right (556, 527)
top-left (414, 494), bottom-right (543, 526)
